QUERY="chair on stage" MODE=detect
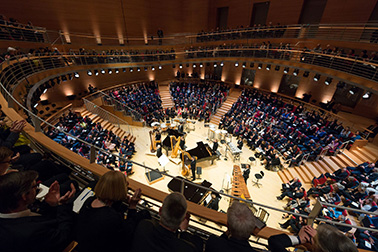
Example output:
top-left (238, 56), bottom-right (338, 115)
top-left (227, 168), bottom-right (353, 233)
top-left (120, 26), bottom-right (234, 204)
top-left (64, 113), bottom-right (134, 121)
top-left (252, 171), bottom-right (264, 188)
top-left (249, 156), bottom-right (256, 166)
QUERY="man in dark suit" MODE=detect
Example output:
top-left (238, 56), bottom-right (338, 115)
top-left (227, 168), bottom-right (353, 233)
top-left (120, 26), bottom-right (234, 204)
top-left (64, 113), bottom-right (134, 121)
top-left (178, 122), bottom-right (185, 134)
top-left (205, 201), bottom-right (257, 252)
top-left (131, 192), bottom-right (202, 252)
top-left (243, 166), bottom-right (250, 184)
top-left (190, 156), bottom-right (197, 181)
top-left (156, 144), bottom-right (163, 158)
top-left (157, 28), bottom-right (164, 45)
top-left (0, 170), bottom-right (76, 252)
top-left (212, 139), bottom-right (219, 152)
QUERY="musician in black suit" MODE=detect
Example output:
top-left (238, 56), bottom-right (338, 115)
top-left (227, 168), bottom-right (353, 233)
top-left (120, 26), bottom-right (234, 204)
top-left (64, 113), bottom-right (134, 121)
top-left (237, 137), bottom-right (244, 150)
top-left (212, 139), bottom-right (219, 152)
top-left (156, 144), bottom-right (162, 158)
top-left (190, 156), bottom-right (197, 181)
top-left (243, 166), bottom-right (250, 184)
top-left (178, 122), bottom-right (185, 134)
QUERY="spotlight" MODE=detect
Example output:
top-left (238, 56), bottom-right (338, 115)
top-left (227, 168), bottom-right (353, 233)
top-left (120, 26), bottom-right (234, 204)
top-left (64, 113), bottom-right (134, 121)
top-left (61, 75), bottom-right (68, 82)
top-left (68, 74), bottom-right (73, 80)
top-left (337, 81), bottom-right (345, 89)
top-left (87, 70), bottom-right (92, 76)
top-left (173, 64), bottom-right (176, 68)
top-left (257, 63), bottom-right (262, 69)
top-left (179, 64), bottom-right (183, 69)
top-left (115, 69), bottom-right (119, 74)
top-left (193, 63), bottom-right (196, 68)
top-left (74, 72), bottom-right (80, 78)
top-left (250, 63), bottom-right (254, 68)
top-left (108, 69), bottom-right (112, 74)
top-left (220, 62), bottom-right (224, 67)
top-left (43, 89), bottom-right (48, 94)
top-left (101, 69), bottom-right (106, 74)
top-left (293, 69), bottom-right (299, 76)
top-left (325, 77), bottom-right (333, 85)
top-left (275, 65), bottom-right (280, 71)
top-left (349, 87), bottom-right (358, 95)
top-left (243, 62), bottom-right (247, 68)
top-left (266, 64), bottom-right (271, 70)
top-left (186, 63), bottom-right (189, 67)
top-left (214, 63), bottom-right (217, 67)
top-left (314, 74), bottom-right (320, 82)
top-left (123, 68), bottom-right (126, 72)
top-left (144, 67), bottom-right (147, 71)
top-left (159, 65), bottom-right (162, 70)
top-left (94, 70), bottom-right (99, 76)
top-left (56, 77), bottom-right (61, 84)
top-left (34, 103), bottom-right (39, 108)
top-left (152, 66), bottom-right (155, 71)
top-left (303, 71), bottom-right (309, 77)
top-left (283, 67), bottom-right (289, 74)
top-left (235, 62), bottom-right (239, 67)
top-left (363, 91), bottom-right (371, 99)
top-left (130, 68), bottom-right (133, 72)
top-left (137, 67), bottom-right (141, 72)
top-left (200, 63), bottom-right (203, 68)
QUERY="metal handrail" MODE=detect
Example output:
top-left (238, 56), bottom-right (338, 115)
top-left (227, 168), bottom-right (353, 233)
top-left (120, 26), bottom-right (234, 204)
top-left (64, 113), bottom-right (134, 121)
top-left (82, 98), bottom-right (132, 135)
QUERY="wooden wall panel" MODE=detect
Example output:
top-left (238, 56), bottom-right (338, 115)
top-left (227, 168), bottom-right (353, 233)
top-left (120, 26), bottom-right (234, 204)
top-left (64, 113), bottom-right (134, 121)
top-left (253, 67), bottom-right (283, 92)
top-left (295, 74), bottom-right (337, 104)
top-left (321, 0), bottom-right (377, 24)
top-left (266, 0), bottom-right (304, 25)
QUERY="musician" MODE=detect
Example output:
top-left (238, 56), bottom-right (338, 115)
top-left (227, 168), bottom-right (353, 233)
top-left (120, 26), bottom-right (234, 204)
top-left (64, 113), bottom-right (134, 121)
top-left (212, 139), bottom-right (219, 152)
top-left (190, 156), bottom-right (197, 181)
top-left (243, 165), bottom-right (250, 184)
top-left (178, 122), bottom-right (184, 134)
top-left (237, 137), bottom-right (243, 150)
top-left (156, 144), bottom-right (162, 158)
top-left (154, 129), bottom-right (161, 141)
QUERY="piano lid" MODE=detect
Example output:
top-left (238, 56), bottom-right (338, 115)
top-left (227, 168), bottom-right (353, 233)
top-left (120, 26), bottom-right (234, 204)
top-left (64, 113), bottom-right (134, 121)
top-left (167, 176), bottom-right (212, 204)
top-left (162, 129), bottom-right (185, 149)
top-left (186, 141), bottom-right (216, 159)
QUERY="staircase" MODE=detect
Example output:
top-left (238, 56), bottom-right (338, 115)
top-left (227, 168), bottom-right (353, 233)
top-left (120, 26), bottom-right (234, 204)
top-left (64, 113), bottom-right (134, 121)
top-left (81, 109), bottom-right (135, 142)
top-left (277, 144), bottom-right (378, 184)
top-left (159, 85), bottom-right (174, 109)
top-left (210, 89), bottom-right (242, 125)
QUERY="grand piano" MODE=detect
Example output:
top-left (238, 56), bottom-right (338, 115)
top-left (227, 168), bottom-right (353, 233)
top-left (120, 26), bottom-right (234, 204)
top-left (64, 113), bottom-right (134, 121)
top-left (167, 176), bottom-right (212, 204)
top-left (182, 141), bottom-right (218, 165)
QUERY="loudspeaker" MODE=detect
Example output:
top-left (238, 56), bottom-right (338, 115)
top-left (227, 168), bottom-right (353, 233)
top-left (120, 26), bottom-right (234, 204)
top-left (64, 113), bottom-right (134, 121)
top-left (196, 166), bottom-right (202, 175)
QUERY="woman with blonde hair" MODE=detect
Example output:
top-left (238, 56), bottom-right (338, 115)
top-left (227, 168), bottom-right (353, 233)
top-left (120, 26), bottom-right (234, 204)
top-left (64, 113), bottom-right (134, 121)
top-left (76, 170), bottom-right (142, 252)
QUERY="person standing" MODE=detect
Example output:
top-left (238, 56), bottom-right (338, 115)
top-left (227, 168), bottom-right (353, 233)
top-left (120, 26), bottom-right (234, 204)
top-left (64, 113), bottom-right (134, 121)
top-left (157, 28), bottom-right (164, 45)
top-left (243, 165), bottom-right (250, 184)
top-left (190, 156), bottom-right (197, 181)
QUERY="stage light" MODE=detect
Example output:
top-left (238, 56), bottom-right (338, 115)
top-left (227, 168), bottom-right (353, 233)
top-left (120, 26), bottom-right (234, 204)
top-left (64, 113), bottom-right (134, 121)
top-left (108, 69), bottom-right (112, 74)
top-left (349, 87), bottom-right (358, 95)
top-left (186, 63), bottom-right (189, 67)
top-left (137, 67), bottom-right (141, 72)
top-left (101, 69), bottom-right (105, 74)
top-left (34, 103), bottom-right (38, 108)
top-left (123, 68), bottom-right (126, 72)
top-left (193, 63), bottom-right (196, 68)
top-left (43, 89), bottom-right (47, 94)
top-left (250, 63), bottom-right (254, 68)
top-left (257, 63), bottom-right (262, 69)
top-left (179, 64), bottom-right (183, 69)
top-left (144, 67), bottom-right (147, 71)
top-left (243, 62), bottom-right (247, 68)
top-left (337, 81), bottom-right (345, 88)
top-left (325, 77), bottom-right (333, 85)
top-left (115, 69), bottom-right (119, 74)
top-left (283, 67), bottom-right (289, 74)
top-left (74, 72), bottom-right (80, 78)
top-left (363, 91), bottom-right (371, 99)
top-left (94, 70), bottom-right (99, 76)
top-left (68, 74), bottom-right (73, 80)
top-left (152, 66), bottom-right (155, 71)
top-left (159, 65), bottom-right (162, 70)
top-left (214, 63), bottom-right (217, 67)
top-left (275, 65), bottom-right (280, 71)
top-left (87, 70), bottom-right (92, 76)
top-left (130, 68), bottom-right (133, 72)
top-left (266, 64), bottom-right (271, 70)
top-left (61, 75), bottom-right (68, 82)
top-left (235, 62), bottom-right (239, 67)
top-left (293, 69), bottom-right (299, 76)
top-left (303, 71), bottom-right (309, 77)
top-left (56, 77), bottom-right (61, 84)
top-left (220, 62), bottom-right (224, 67)
top-left (314, 74), bottom-right (320, 82)
top-left (172, 64), bottom-right (176, 68)
top-left (200, 63), bottom-right (203, 68)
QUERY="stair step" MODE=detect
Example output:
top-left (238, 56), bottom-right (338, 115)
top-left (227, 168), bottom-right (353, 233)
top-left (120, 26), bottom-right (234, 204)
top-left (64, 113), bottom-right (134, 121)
top-left (322, 157), bottom-right (341, 173)
top-left (294, 166), bottom-right (312, 183)
top-left (304, 162), bottom-right (320, 179)
top-left (353, 148), bottom-right (376, 163)
top-left (317, 159), bottom-right (333, 174)
top-left (278, 171), bottom-right (289, 183)
top-left (312, 162), bottom-right (326, 175)
top-left (337, 153), bottom-right (356, 167)
top-left (343, 150), bottom-right (364, 165)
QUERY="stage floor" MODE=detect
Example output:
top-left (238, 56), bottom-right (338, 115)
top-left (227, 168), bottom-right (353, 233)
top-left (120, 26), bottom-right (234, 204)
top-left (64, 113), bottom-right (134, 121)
top-left (121, 120), bottom-right (307, 233)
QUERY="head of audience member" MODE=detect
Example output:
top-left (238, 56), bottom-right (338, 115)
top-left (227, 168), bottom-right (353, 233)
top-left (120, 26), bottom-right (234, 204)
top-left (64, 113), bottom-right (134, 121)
top-left (159, 192), bottom-right (187, 231)
top-left (227, 202), bottom-right (256, 240)
top-left (0, 146), bottom-right (13, 176)
top-left (94, 170), bottom-right (128, 206)
top-left (0, 170), bottom-right (39, 213)
top-left (313, 224), bottom-right (357, 252)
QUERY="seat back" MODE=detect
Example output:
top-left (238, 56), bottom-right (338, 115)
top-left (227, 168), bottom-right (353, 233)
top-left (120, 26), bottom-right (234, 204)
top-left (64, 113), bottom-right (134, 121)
top-left (260, 171), bottom-right (264, 178)
top-left (257, 207), bottom-right (270, 223)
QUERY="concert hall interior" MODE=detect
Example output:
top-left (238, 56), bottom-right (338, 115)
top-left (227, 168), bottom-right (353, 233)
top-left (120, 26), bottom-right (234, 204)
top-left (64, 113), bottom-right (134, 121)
top-left (1, 0), bottom-right (378, 251)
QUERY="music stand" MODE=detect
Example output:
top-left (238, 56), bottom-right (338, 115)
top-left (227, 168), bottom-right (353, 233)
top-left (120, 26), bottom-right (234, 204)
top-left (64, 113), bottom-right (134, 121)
top-left (158, 154), bottom-right (170, 174)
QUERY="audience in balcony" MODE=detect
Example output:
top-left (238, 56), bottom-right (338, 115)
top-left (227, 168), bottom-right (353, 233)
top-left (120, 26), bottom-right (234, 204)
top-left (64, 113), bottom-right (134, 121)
top-left (76, 170), bottom-right (146, 252)
top-left (0, 15), bottom-right (45, 42)
top-left (0, 170), bottom-right (76, 252)
top-left (170, 80), bottom-right (230, 123)
top-left (205, 201), bottom-right (257, 252)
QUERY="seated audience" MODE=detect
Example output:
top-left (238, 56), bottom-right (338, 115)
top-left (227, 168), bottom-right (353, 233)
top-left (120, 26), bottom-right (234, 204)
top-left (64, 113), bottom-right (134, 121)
top-left (0, 170), bottom-right (76, 252)
top-left (76, 170), bottom-right (145, 252)
top-left (205, 201), bottom-right (257, 252)
top-left (131, 192), bottom-right (203, 252)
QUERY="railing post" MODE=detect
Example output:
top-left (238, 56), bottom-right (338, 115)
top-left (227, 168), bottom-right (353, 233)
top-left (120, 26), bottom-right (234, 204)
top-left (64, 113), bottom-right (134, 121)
top-left (31, 115), bottom-right (42, 132)
top-left (90, 146), bottom-right (96, 164)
